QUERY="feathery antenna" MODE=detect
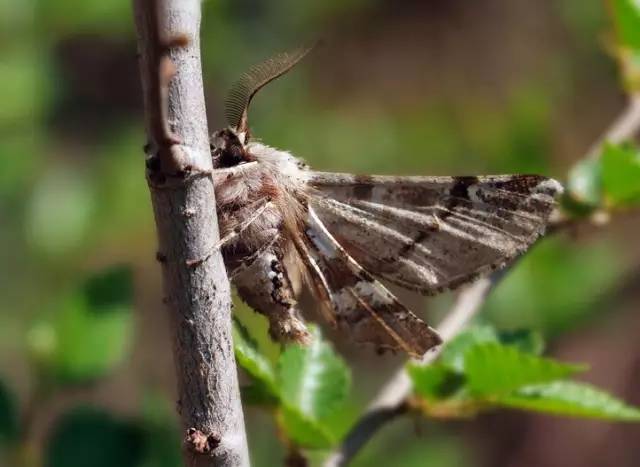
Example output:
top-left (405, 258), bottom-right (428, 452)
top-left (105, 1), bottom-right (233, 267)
top-left (224, 46), bottom-right (313, 136)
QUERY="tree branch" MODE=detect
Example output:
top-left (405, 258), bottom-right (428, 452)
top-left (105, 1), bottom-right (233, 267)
top-left (324, 92), bottom-right (640, 467)
top-left (133, 1), bottom-right (249, 466)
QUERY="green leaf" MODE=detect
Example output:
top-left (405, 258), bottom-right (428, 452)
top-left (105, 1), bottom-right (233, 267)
top-left (277, 327), bottom-right (350, 422)
top-left (232, 318), bottom-right (278, 397)
top-left (27, 266), bottom-right (135, 384)
top-left (610, 0), bottom-right (640, 89)
top-left (45, 407), bottom-right (144, 467)
top-left (464, 343), bottom-right (585, 396)
top-left (498, 381), bottom-right (640, 421)
top-left (438, 326), bottom-right (499, 372)
top-left (566, 158), bottom-right (601, 209)
top-left (0, 379), bottom-right (19, 445)
top-left (277, 406), bottom-right (334, 449)
top-left (497, 329), bottom-right (545, 355)
top-left (438, 327), bottom-right (544, 375)
top-left (611, 0), bottom-right (640, 51)
top-left (407, 363), bottom-right (465, 401)
top-left (601, 142), bottom-right (640, 206)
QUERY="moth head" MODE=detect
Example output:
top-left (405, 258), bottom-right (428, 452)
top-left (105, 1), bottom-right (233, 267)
top-left (210, 128), bottom-right (254, 168)
top-left (222, 45), bottom-right (313, 140)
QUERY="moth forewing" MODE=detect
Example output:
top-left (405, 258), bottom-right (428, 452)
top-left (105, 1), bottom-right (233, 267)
top-left (209, 47), bottom-right (564, 357)
top-left (308, 172), bottom-right (563, 296)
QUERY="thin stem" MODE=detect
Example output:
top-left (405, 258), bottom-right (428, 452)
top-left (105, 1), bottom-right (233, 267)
top-left (132, 1), bottom-right (249, 465)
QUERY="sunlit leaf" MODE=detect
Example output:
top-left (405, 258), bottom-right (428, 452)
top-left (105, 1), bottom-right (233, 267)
top-left (277, 327), bottom-right (350, 422)
top-left (437, 327), bottom-right (545, 376)
top-left (45, 407), bottom-right (144, 467)
top-left (601, 142), bottom-right (640, 206)
top-left (464, 343), bottom-right (585, 396)
top-left (438, 326), bottom-right (499, 373)
top-left (499, 381), bottom-right (640, 421)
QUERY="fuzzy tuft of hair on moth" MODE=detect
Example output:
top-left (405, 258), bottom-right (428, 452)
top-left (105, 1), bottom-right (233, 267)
top-left (209, 46), bottom-right (563, 359)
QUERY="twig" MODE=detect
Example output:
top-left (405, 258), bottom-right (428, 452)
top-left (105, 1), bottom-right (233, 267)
top-left (325, 401), bottom-right (410, 467)
top-left (133, 1), bottom-right (249, 466)
top-left (324, 92), bottom-right (640, 467)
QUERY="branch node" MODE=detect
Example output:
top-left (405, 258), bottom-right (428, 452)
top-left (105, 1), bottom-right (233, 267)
top-left (185, 428), bottom-right (221, 455)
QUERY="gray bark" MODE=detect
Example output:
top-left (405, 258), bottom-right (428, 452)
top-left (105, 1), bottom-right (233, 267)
top-left (132, 1), bottom-right (250, 466)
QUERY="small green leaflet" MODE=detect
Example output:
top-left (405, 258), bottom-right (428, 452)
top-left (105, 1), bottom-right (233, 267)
top-left (408, 326), bottom-right (640, 422)
top-left (278, 328), bottom-right (350, 421)
top-left (601, 142), bottom-right (640, 206)
top-left (464, 343), bottom-right (585, 396)
top-left (438, 326), bottom-right (499, 373)
top-left (499, 381), bottom-right (640, 421)
top-left (232, 322), bottom-right (350, 449)
top-left (565, 141), bottom-right (640, 211)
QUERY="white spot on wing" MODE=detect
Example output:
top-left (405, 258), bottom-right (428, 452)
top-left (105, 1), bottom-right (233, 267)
top-left (467, 184), bottom-right (483, 204)
top-left (534, 178), bottom-right (564, 196)
top-left (353, 281), bottom-right (393, 306)
top-left (306, 209), bottom-right (338, 259)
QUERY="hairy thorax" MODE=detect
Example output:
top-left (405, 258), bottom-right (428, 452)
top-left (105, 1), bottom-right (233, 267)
top-left (213, 142), bottom-right (309, 269)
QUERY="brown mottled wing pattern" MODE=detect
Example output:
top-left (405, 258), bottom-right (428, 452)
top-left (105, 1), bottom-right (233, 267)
top-left (308, 172), bottom-right (563, 295)
top-left (297, 207), bottom-right (442, 357)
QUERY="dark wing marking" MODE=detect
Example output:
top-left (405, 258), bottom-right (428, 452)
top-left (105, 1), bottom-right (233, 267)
top-left (295, 206), bottom-right (442, 357)
top-left (224, 46), bottom-right (313, 134)
top-left (308, 172), bottom-right (563, 295)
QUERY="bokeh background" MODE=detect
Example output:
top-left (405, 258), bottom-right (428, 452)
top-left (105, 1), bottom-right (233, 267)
top-left (2, 0), bottom-right (640, 466)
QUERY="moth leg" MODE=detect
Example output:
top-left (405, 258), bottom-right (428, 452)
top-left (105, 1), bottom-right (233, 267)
top-left (228, 233), bottom-right (280, 279)
top-left (233, 246), bottom-right (311, 345)
top-left (186, 198), bottom-right (272, 267)
top-left (211, 161), bottom-right (259, 183)
top-left (215, 200), bottom-right (273, 250)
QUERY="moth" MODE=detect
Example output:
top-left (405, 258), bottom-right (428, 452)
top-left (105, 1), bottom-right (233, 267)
top-left (210, 47), bottom-right (562, 358)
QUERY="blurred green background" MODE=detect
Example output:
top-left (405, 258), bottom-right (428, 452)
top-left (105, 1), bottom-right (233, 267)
top-left (2, 0), bottom-right (640, 466)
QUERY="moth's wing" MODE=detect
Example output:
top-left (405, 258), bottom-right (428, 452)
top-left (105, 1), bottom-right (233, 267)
top-left (308, 172), bottom-right (563, 295)
top-left (293, 206), bottom-right (442, 357)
